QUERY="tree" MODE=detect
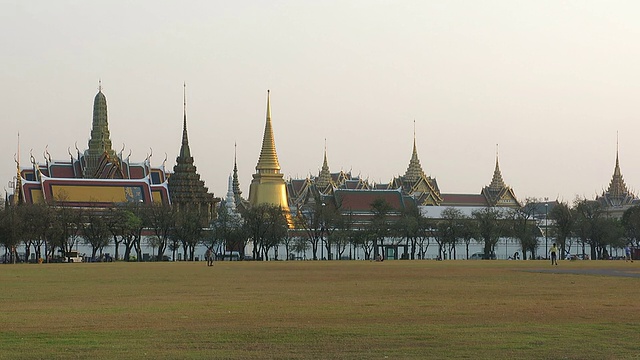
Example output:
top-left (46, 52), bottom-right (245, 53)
top-left (0, 205), bottom-right (25, 263)
top-left (210, 203), bottom-right (244, 259)
top-left (121, 209), bottom-right (143, 261)
top-left (173, 208), bottom-right (207, 261)
top-left (573, 199), bottom-right (622, 260)
top-left (549, 201), bottom-right (574, 259)
top-left (144, 203), bottom-right (176, 261)
top-left (262, 205), bottom-right (289, 260)
top-left (621, 205), bottom-right (640, 248)
top-left (472, 207), bottom-right (505, 258)
top-left (415, 216), bottom-right (431, 260)
top-left (440, 207), bottom-right (465, 260)
top-left (82, 211), bottom-right (110, 259)
top-left (321, 203), bottom-right (341, 260)
top-left (106, 206), bottom-right (128, 260)
top-left (21, 203), bottom-right (53, 262)
top-left (396, 203), bottom-right (422, 259)
top-left (49, 203), bottom-right (84, 257)
top-left (292, 236), bottom-right (309, 259)
top-left (459, 216), bottom-right (478, 260)
top-left (507, 199), bottom-right (539, 260)
top-left (370, 198), bottom-right (392, 259)
top-left (294, 201), bottom-right (325, 260)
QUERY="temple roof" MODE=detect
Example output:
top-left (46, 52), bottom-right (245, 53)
top-left (480, 148), bottom-right (520, 208)
top-left (316, 144), bottom-right (333, 190)
top-left (606, 150), bottom-right (629, 198)
top-left (598, 146), bottom-right (636, 207)
top-left (403, 133), bottom-right (426, 184)
top-left (441, 193), bottom-right (489, 207)
top-left (334, 189), bottom-right (407, 213)
top-left (488, 154), bottom-right (506, 190)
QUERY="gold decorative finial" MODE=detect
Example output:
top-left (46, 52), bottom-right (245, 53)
top-left (98, 79), bottom-right (102, 92)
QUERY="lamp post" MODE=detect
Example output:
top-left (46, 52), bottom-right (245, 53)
top-left (320, 202), bottom-right (325, 260)
top-left (544, 199), bottom-right (549, 258)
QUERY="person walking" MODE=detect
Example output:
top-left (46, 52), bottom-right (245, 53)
top-left (549, 243), bottom-right (558, 265)
top-left (625, 245), bottom-right (633, 263)
top-left (206, 248), bottom-right (213, 267)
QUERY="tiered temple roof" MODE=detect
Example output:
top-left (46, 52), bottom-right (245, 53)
top-left (477, 150), bottom-right (520, 208)
top-left (597, 147), bottom-right (636, 208)
top-left (389, 131), bottom-right (442, 205)
top-left (315, 143), bottom-right (334, 193)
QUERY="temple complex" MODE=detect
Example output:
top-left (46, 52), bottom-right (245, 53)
top-left (286, 131), bottom-right (521, 224)
top-left (13, 85), bottom-right (170, 207)
top-left (166, 85), bottom-right (218, 219)
top-left (247, 90), bottom-right (290, 215)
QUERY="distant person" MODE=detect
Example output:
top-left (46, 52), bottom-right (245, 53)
top-left (549, 243), bottom-right (558, 265)
top-left (625, 245), bottom-right (633, 263)
top-left (206, 248), bottom-right (213, 267)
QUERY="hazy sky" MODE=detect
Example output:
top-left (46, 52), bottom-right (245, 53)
top-left (2, 1), bottom-right (640, 203)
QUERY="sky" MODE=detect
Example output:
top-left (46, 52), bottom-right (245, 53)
top-left (2, 1), bottom-right (640, 204)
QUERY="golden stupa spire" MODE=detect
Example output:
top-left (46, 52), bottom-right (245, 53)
top-left (255, 90), bottom-right (281, 173)
top-left (248, 90), bottom-right (290, 215)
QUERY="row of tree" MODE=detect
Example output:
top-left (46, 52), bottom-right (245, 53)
top-left (1, 196), bottom-right (638, 263)
top-left (293, 197), bottom-right (640, 261)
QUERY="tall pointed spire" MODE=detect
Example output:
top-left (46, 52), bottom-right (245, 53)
top-left (255, 90), bottom-right (281, 173)
top-left (403, 121), bottom-right (426, 184)
top-left (316, 139), bottom-right (332, 190)
top-left (248, 90), bottom-right (291, 217)
top-left (168, 83), bottom-right (218, 217)
top-left (489, 144), bottom-right (506, 190)
top-left (179, 82), bottom-right (191, 159)
top-left (232, 143), bottom-right (243, 202)
top-left (606, 137), bottom-right (629, 199)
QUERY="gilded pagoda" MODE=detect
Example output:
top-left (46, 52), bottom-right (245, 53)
top-left (247, 90), bottom-right (291, 215)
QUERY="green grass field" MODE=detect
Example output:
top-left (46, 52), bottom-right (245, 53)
top-left (1, 260), bottom-right (639, 359)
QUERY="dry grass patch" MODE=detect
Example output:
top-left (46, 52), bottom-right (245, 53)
top-left (1, 260), bottom-right (638, 359)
